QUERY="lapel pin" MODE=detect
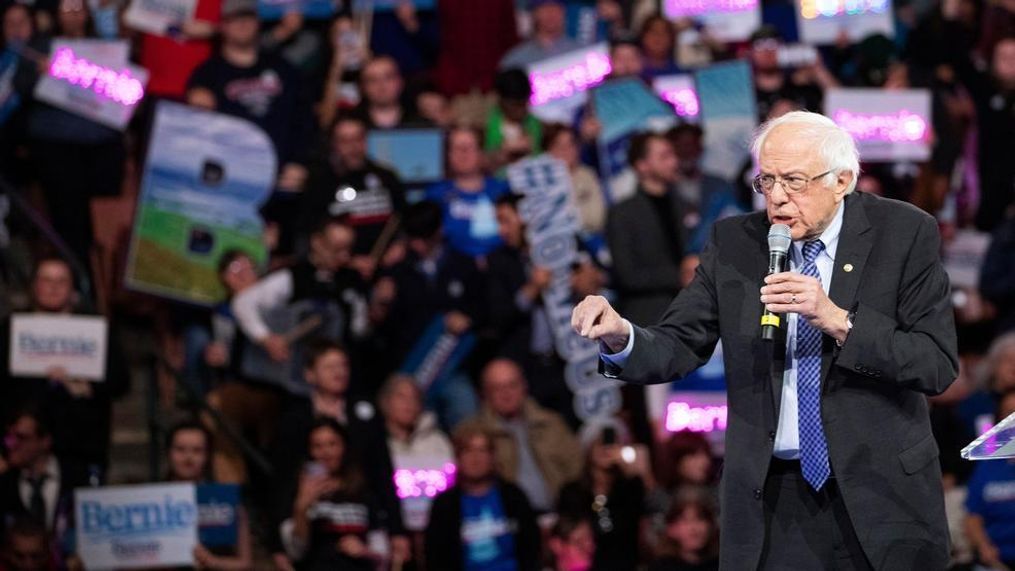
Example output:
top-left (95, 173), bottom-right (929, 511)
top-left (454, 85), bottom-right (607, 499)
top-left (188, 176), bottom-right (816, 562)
top-left (843, 263), bottom-right (854, 273)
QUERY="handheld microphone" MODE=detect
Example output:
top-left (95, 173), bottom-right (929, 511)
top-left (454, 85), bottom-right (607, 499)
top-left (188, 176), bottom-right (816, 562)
top-left (761, 224), bottom-right (791, 341)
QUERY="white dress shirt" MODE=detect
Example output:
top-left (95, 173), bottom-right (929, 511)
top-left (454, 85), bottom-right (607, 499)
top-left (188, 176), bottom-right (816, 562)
top-left (602, 203), bottom-right (845, 459)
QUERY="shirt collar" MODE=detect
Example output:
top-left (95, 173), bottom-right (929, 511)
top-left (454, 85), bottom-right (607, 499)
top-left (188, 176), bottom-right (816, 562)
top-left (792, 201), bottom-right (844, 262)
top-left (21, 456), bottom-right (59, 483)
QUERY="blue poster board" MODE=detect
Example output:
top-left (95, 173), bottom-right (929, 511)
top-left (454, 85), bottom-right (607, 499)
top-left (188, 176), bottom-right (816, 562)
top-left (197, 484), bottom-right (240, 548)
top-left (367, 129), bottom-right (444, 184)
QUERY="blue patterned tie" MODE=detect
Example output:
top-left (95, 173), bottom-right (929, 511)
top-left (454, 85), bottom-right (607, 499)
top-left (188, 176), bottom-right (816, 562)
top-left (798, 240), bottom-right (831, 491)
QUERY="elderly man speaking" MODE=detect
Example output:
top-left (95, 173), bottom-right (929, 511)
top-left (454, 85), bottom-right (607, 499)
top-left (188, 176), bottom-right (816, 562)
top-left (572, 111), bottom-right (957, 570)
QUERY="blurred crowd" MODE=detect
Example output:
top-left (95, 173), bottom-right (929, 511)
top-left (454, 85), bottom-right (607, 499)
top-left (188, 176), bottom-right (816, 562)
top-left (0, 0), bottom-right (1014, 569)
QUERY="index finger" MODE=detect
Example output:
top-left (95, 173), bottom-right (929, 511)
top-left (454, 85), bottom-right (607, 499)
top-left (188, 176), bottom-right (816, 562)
top-left (764, 271), bottom-right (809, 284)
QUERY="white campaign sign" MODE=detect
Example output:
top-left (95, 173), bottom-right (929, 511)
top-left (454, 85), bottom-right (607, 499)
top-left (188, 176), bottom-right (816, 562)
top-left (527, 43), bottom-right (611, 124)
top-left (9, 314), bottom-right (108, 381)
top-left (663, 0), bottom-right (761, 42)
top-left (124, 0), bottom-right (197, 36)
top-left (76, 483), bottom-right (198, 570)
top-left (795, 0), bottom-right (894, 43)
top-left (824, 88), bottom-right (931, 162)
top-left (34, 39), bottom-right (148, 130)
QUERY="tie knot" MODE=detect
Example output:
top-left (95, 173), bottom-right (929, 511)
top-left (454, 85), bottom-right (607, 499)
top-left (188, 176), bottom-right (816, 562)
top-left (802, 240), bottom-right (824, 264)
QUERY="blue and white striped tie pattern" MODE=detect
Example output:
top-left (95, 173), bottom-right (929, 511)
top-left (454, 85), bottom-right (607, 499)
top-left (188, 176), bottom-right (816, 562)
top-left (797, 240), bottom-right (831, 491)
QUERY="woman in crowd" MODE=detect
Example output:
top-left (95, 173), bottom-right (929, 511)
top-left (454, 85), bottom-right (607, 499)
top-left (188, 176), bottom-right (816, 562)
top-left (638, 15), bottom-right (680, 79)
top-left (425, 125), bottom-right (509, 257)
top-left (164, 420), bottom-right (253, 570)
top-left (546, 516), bottom-right (596, 571)
top-left (557, 420), bottom-right (651, 571)
top-left (543, 123), bottom-right (606, 235)
top-left (280, 418), bottom-right (385, 571)
top-left (648, 489), bottom-right (719, 571)
top-left (378, 373), bottom-right (454, 534)
top-left (647, 431), bottom-right (716, 545)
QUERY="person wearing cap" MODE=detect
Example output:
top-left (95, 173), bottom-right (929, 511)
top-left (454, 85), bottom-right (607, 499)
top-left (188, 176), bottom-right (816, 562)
top-left (500, 0), bottom-right (581, 70)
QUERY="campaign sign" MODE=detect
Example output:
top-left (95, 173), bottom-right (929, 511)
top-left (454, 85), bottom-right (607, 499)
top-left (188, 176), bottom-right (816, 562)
top-left (76, 483), bottom-right (198, 569)
top-left (527, 43), bottom-right (611, 124)
top-left (353, 0), bottom-right (434, 10)
top-left (367, 129), bottom-right (444, 184)
top-left (400, 316), bottom-right (476, 394)
top-left (10, 314), bottom-right (108, 381)
top-left (593, 78), bottom-right (676, 200)
top-left (694, 60), bottom-right (757, 181)
top-left (125, 101), bottom-right (274, 305)
top-left (663, 0), bottom-right (761, 42)
top-left (796, 0), bottom-right (894, 43)
top-left (124, 0), bottom-right (196, 36)
top-left (507, 156), bottom-right (622, 422)
top-left (393, 461), bottom-right (455, 531)
top-left (824, 88), bottom-right (931, 162)
top-left (652, 74), bottom-right (700, 122)
top-left (33, 39), bottom-right (148, 130)
top-left (197, 484), bottom-right (239, 548)
top-left (259, 0), bottom-right (337, 21)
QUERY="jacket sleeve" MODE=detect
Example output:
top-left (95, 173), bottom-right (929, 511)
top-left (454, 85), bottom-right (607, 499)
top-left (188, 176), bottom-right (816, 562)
top-left (602, 224), bottom-right (721, 384)
top-left (834, 215), bottom-right (959, 395)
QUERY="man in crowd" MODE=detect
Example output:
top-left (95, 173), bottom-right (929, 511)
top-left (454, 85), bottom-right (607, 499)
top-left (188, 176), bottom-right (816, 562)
top-left (574, 111), bottom-right (958, 568)
top-left (500, 0), bottom-right (580, 70)
top-left (299, 115), bottom-right (407, 281)
top-left (607, 132), bottom-right (693, 327)
top-left (349, 56), bottom-right (429, 129)
top-left (0, 518), bottom-right (53, 571)
top-left (459, 358), bottom-right (582, 514)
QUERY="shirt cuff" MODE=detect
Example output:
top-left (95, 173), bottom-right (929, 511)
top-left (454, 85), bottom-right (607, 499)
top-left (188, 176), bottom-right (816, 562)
top-left (600, 319), bottom-right (635, 369)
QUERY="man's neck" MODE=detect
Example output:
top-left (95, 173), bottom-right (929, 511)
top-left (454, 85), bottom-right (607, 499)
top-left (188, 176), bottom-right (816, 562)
top-left (26, 454), bottom-right (53, 479)
top-left (454, 174), bottom-right (485, 191)
top-left (640, 179), bottom-right (669, 197)
top-left (534, 31), bottom-right (559, 48)
top-left (386, 421), bottom-right (412, 442)
top-left (222, 44), bottom-right (258, 67)
top-left (461, 477), bottom-right (494, 496)
top-left (370, 104), bottom-right (403, 128)
top-left (312, 392), bottom-right (346, 418)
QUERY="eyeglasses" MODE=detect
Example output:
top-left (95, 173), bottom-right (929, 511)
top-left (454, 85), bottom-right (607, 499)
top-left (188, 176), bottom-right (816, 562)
top-left (752, 170), bottom-right (834, 195)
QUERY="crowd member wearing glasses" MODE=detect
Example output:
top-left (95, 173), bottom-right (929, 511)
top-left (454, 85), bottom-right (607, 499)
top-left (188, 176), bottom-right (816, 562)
top-left (574, 111), bottom-right (958, 569)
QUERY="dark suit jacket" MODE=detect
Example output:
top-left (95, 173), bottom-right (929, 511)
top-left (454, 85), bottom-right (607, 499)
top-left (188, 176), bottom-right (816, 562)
top-left (0, 457), bottom-right (88, 535)
top-left (603, 192), bottom-right (958, 570)
top-left (607, 187), bottom-right (687, 326)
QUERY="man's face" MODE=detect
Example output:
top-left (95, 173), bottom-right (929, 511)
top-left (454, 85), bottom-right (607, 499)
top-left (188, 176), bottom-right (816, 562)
top-left (448, 129), bottom-right (483, 177)
top-left (496, 204), bottom-right (524, 249)
top-left (456, 435), bottom-right (495, 482)
top-left (332, 121), bottom-right (367, 170)
top-left (483, 361), bottom-right (528, 418)
top-left (532, 3), bottom-right (565, 38)
top-left (221, 13), bottom-right (259, 48)
top-left (546, 130), bottom-right (579, 168)
top-left (751, 39), bottom-right (781, 72)
top-left (220, 255), bottom-right (258, 295)
top-left (992, 39), bottom-right (1015, 90)
top-left (32, 261), bottom-right (73, 312)
top-left (609, 44), bottom-right (643, 78)
top-left (760, 125), bottom-right (849, 241)
top-left (2, 6), bottom-right (32, 45)
top-left (361, 59), bottom-right (403, 107)
top-left (310, 224), bottom-right (354, 271)
top-left (4, 417), bottom-right (49, 470)
top-left (4, 533), bottom-right (48, 571)
top-left (671, 131), bottom-right (703, 175)
top-left (306, 349), bottom-right (350, 397)
top-left (636, 138), bottom-right (679, 186)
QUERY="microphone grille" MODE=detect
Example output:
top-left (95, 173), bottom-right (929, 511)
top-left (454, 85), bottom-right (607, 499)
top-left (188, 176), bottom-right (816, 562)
top-left (768, 224), bottom-right (792, 253)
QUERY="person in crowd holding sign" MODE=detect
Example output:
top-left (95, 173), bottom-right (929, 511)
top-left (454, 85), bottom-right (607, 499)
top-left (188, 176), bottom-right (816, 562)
top-left (425, 423), bottom-right (541, 571)
top-left (425, 125), bottom-right (510, 257)
top-left (499, 0), bottom-right (579, 70)
top-left (557, 419), bottom-right (652, 571)
top-left (486, 69), bottom-right (543, 173)
top-left (349, 56), bottom-right (431, 129)
top-left (270, 340), bottom-right (409, 568)
top-left (371, 201), bottom-right (484, 426)
top-left (298, 115), bottom-right (407, 280)
top-left (12, 0), bottom-right (125, 267)
top-left (186, 0), bottom-right (315, 198)
top-left (459, 358), bottom-right (583, 514)
top-left (163, 420), bottom-right (253, 570)
top-left (963, 389), bottom-right (1015, 570)
top-left (0, 516), bottom-right (53, 571)
top-left (279, 418), bottom-right (386, 571)
top-left (377, 374), bottom-right (454, 536)
top-left (638, 15), bottom-right (681, 80)
top-left (749, 25), bottom-right (838, 123)
top-left (0, 257), bottom-right (128, 473)
top-left (0, 407), bottom-right (86, 550)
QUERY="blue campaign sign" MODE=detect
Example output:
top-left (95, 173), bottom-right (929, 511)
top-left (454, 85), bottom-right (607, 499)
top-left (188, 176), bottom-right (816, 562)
top-left (258, 0), bottom-right (338, 20)
top-left (694, 60), bottom-right (757, 181)
top-left (353, 0), bottom-right (434, 11)
top-left (125, 101), bottom-right (275, 305)
top-left (367, 129), bottom-right (444, 184)
top-left (197, 484), bottom-right (240, 548)
top-left (400, 316), bottom-right (476, 394)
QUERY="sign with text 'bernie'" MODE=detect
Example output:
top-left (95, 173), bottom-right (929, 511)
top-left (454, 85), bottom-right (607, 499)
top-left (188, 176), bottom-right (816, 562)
top-left (652, 74), bottom-right (700, 121)
top-left (76, 483), bottom-right (198, 570)
top-left (795, 0), bottom-right (894, 43)
top-left (9, 314), bottom-right (108, 381)
top-left (527, 43), bottom-right (611, 124)
top-left (197, 484), bottom-right (239, 548)
top-left (663, 0), bottom-right (761, 42)
top-left (824, 88), bottom-right (931, 162)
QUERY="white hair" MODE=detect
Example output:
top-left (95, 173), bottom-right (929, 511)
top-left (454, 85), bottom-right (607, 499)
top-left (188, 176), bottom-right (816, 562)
top-left (750, 111), bottom-right (860, 194)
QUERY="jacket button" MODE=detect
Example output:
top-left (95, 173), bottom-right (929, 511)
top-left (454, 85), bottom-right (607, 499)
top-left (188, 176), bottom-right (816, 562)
top-left (754, 488), bottom-right (762, 500)
top-left (854, 364), bottom-right (862, 371)
top-left (768, 430), bottom-right (776, 440)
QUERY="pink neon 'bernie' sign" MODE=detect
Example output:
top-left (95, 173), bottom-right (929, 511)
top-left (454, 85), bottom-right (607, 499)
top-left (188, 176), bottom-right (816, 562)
top-left (49, 47), bottom-right (145, 106)
top-left (833, 109), bottom-right (928, 143)
top-left (664, 0), bottom-right (757, 18)
top-left (800, 0), bottom-right (888, 19)
top-left (394, 463), bottom-right (456, 499)
top-left (529, 52), bottom-right (612, 106)
top-left (665, 401), bottom-right (728, 433)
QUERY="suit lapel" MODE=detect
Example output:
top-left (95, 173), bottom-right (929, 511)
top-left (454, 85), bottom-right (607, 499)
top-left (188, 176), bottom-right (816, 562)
top-left (820, 192), bottom-right (873, 385)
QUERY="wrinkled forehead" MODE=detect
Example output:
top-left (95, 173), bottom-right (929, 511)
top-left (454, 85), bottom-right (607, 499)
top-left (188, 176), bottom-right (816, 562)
top-left (758, 125), bottom-right (825, 173)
